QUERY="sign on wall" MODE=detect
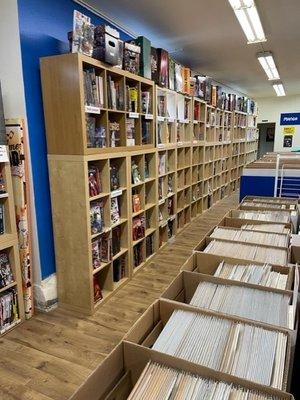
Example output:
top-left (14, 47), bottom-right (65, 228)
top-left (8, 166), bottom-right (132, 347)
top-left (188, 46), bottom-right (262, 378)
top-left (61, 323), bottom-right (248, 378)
top-left (280, 112), bottom-right (300, 126)
top-left (283, 126), bottom-right (295, 135)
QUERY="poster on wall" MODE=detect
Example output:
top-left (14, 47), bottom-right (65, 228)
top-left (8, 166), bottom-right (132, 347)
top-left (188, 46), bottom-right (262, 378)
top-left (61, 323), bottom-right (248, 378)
top-left (5, 119), bottom-right (33, 319)
top-left (280, 112), bottom-right (300, 125)
top-left (280, 113), bottom-right (299, 150)
top-left (283, 135), bottom-right (293, 148)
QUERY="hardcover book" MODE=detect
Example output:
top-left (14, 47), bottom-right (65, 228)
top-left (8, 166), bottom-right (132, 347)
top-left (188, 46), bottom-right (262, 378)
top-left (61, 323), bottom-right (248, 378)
top-left (112, 226), bottom-right (121, 256)
top-left (150, 47), bottom-right (158, 83)
top-left (157, 49), bottom-right (169, 88)
top-left (90, 201), bottom-right (104, 234)
top-left (133, 36), bottom-right (151, 79)
top-left (110, 164), bottom-right (120, 191)
top-left (88, 165), bottom-right (102, 197)
top-left (71, 10), bottom-right (94, 56)
top-left (0, 252), bottom-right (13, 288)
top-left (110, 197), bottom-right (120, 224)
top-left (124, 42), bottom-right (141, 75)
top-left (93, 24), bottom-right (121, 66)
top-left (132, 194), bottom-right (141, 213)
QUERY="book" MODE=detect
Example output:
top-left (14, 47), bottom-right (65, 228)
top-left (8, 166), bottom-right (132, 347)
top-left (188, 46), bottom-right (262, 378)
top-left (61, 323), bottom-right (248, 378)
top-left (91, 239), bottom-right (101, 269)
top-left (167, 220), bottom-right (174, 238)
top-left (112, 226), bottom-right (121, 256)
top-left (0, 289), bottom-right (19, 331)
top-left (133, 243), bottom-right (143, 267)
top-left (0, 252), bottom-right (14, 288)
top-left (71, 10), bottom-right (94, 56)
top-left (110, 197), bottom-right (120, 225)
top-left (142, 120), bottom-right (151, 144)
top-left (109, 122), bottom-right (120, 147)
top-left (214, 261), bottom-right (288, 290)
top-left (93, 276), bottom-right (103, 302)
top-left (90, 201), bottom-right (104, 234)
top-left (141, 91), bottom-right (151, 114)
top-left (153, 309), bottom-right (287, 389)
top-left (204, 239), bottom-right (287, 266)
top-left (113, 258), bottom-right (125, 282)
top-left (144, 157), bottom-right (150, 179)
top-left (190, 280), bottom-right (291, 328)
top-left (86, 116), bottom-right (106, 148)
top-left (88, 165), bottom-right (102, 197)
top-left (146, 235), bottom-right (154, 258)
top-left (126, 119), bottom-right (135, 146)
top-left (157, 95), bottom-right (166, 117)
top-left (158, 153), bottom-right (166, 175)
top-left (157, 49), bottom-right (169, 88)
top-left (158, 178), bottom-right (164, 200)
top-left (210, 226), bottom-right (289, 247)
top-left (100, 232), bottom-right (111, 263)
top-left (233, 210), bottom-right (290, 224)
top-left (131, 160), bottom-right (142, 184)
top-left (132, 194), bottom-right (142, 213)
top-left (132, 216), bottom-right (145, 241)
top-left (0, 83), bottom-right (6, 145)
top-left (107, 76), bottom-right (124, 110)
top-left (127, 87), bottom-right (138, 112)
top-left (110, 164), bottom-right (120, 191)
top-left (0, 204), bottom-right (4, 234)
top-left (83, 68), bottom-right (103, 107)
top-left (128, 361), bottom-right (284, 400)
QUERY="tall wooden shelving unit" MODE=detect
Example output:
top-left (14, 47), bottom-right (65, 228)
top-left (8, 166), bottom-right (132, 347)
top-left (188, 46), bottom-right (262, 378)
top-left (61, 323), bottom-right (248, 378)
top-left (41, 53), bottom-right (157, 314)
top-left (41, 52), bottom-right (258, 314)
top-left (0, 161), bottom-right (25, 334)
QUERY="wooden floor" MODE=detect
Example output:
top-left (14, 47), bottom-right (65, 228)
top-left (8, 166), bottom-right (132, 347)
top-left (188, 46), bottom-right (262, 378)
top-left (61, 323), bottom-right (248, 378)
top-left (0, 193), bottom-right (238, 400)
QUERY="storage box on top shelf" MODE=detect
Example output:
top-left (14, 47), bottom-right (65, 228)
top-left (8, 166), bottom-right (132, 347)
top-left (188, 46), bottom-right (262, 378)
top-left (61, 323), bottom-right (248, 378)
top-left (156, 48), bottom-right (169, 88)
top-left (133, 36), bottom-right (151, 79)
top-left (181, 67), bottom-right (191, 95)
top-left (123, 42), bottom-right (140, 75)
top-left (124, 299), bottom-right (293, 392)
top-left (70, 340), bottom-right (294, 400)
top-left (180, 251), bottom-right (294, 290)
top-left (168, 56), bottom-right (176, 91)
top-left (194, 75), bottom-right (206, 99)
top-left (93, 25), bottom-right (122, 67)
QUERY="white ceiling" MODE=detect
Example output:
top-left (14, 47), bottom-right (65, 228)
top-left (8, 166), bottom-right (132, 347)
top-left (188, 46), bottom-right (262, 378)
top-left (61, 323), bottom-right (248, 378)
top-left (83, 0), bottom-right (300, 98)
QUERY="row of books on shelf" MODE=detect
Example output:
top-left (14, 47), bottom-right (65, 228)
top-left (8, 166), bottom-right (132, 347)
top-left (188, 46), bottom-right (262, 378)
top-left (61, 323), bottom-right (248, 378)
top-left (89, 159), bottom-right (153, 198)
top-left (84, 67), bottom-right (152, 114)
top-left (73, 9), bottom-right (257, 117)
top-left (86, 116), bottom-right (151, 148)
top-left (0, 289), bottom-right (19, 333)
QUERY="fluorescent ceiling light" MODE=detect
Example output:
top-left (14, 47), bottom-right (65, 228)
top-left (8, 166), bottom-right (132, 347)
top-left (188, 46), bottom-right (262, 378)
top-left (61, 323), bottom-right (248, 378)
top-left (257, 52), bottom-right (280, 80)
top-left (273, 83), bottom-right (286, 97)
top-left (228, 0), bottom-right (267, 43)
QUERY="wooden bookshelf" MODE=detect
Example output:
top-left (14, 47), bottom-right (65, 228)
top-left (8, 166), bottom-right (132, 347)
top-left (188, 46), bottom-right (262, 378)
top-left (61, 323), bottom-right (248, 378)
top-left (41, 53), bottom-right (258, 314)
top-left (0, 161), bottom-right (25, 334)
top-left (41, 53), bottom-right (155, 155)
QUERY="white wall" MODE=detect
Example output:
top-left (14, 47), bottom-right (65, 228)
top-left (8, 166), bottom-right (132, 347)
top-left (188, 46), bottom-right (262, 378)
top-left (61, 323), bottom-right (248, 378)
top-left (256, 95), bottom-right (300, 152)
top-left (0, 0), bottom-right (27, 118)
top-left (0, 1), bottom-right (44, 299)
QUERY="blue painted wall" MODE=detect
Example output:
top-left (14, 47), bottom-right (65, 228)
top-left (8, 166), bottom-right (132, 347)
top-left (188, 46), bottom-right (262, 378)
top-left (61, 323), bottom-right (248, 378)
top-left (240, 176), bottom-right (275, 202)
top-left (18, 0), bottom-right (132, 279)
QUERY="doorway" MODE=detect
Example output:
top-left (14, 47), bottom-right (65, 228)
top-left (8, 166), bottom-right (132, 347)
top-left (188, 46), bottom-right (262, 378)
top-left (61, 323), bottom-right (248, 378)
top-left (257, 122), bottom-right (275, 159)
